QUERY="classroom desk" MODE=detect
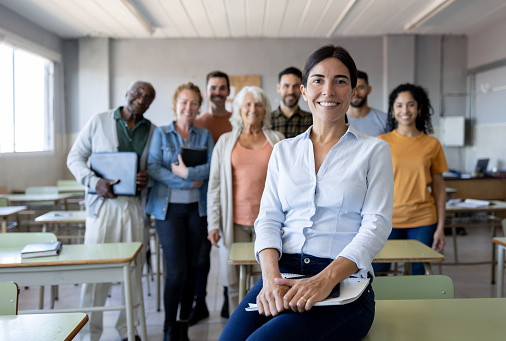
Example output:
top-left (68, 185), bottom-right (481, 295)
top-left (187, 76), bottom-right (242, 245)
top-left (5, 193), bottom-right (74, 211)
top-left (229, 240), bottom-right (444, 302)
top-left (493, 237), bottom-right (506, 298)
top-left (35, 211), bottom-right (87, 240)
top-left (372, 239), bottom-right (445, 275)
top-left (0, 242), bottom-right (147, 341)
top-left (362, 298), bottom-right (506, 341)
top-left (0, 312), bottom-right (88, 341)
top-left (0, 206), bottom-right (26, 233)
top-left (445, 200), bottom-right (506, 283)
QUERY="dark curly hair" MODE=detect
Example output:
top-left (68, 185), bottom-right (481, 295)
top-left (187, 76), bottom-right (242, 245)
top-left (386, 83), bottom-right (434, 134)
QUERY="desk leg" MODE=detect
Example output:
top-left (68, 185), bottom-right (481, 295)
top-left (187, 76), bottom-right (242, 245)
top-left (491, 216), bottom-right (497, 284)
top-left (239, 265), bottom-right (247, 302)
top-left (404, 262), bottom-right (412, 276)
top-left (423, 263), bottom-right (433, 275)
top-left (39, 287), bottom-right (44, 309)
top-left (1, 219), bottom-right (6, 233)
top-left (497, 245), bottom-right (504, 298)
top-left (451, 215), bottom-right (459, 263)
top-left (135, 258), bottom-right (148, 341)
top-left (156, 232), bottom-right (161, 312)
top-left (123, 262), bottom-right (135, 341)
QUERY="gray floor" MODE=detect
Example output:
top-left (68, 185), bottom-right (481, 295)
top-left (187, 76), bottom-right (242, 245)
top-left (17, 226), bottom-right (505, 340)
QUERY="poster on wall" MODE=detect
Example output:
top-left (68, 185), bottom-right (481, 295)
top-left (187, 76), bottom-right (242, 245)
top-left (226, 75), bottom-right (261, 112)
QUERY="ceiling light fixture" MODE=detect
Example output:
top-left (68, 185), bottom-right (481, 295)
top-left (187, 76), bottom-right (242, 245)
top-left (120, 0), bottom-right (155, 35)
top-left (404, 0), bottom-right (455, 33)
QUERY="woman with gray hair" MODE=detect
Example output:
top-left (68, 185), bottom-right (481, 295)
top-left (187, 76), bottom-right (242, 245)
top-left (207, 86), bottom-right (284, 314)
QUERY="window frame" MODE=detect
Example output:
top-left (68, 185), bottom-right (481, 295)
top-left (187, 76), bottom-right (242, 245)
top-left (0, 28), bottom-right (61, 157)
top-left (0, 42), bottom-right (55, 154)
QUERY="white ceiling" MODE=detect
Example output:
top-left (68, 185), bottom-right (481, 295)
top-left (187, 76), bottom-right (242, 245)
top-left (1, 0), bottom-right (506, 39)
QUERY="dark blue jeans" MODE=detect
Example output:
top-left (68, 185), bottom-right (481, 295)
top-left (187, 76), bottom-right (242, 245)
top-left (155, 203), bottom-right (206, 332)
top-left (194, 225), bottom-right (212, 300)
top-left (373, 223), bottom-right (437, 275)
top-left (219, 253), bottom-right (375, 341)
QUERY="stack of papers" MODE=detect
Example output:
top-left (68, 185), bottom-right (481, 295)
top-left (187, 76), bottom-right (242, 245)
top-left (455, 198), bottom-right (491, 208)
top-left (245, 276), bottom-right (370, 311)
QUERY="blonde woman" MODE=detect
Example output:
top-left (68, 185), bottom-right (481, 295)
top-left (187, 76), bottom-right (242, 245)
top-left (146, 82), bottom-right (214, 341)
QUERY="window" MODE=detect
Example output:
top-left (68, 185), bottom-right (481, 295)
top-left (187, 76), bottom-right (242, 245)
top-left (0, 43), bottom-right (54, 153)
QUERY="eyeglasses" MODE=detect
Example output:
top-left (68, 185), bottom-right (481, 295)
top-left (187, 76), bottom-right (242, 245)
top-left (128, 90), bottom-right (154, 104)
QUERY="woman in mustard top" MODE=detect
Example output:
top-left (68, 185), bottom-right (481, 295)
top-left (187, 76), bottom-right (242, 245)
top-left (375, 83), bottom-right (447, 275)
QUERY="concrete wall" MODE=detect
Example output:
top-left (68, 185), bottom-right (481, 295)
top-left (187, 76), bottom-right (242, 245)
top-left (68, 35), bottom-right (460, 130)
top-left (67, 35), bottom-right (467, 166)
top-left (100, 37), bottom-right (387, 128)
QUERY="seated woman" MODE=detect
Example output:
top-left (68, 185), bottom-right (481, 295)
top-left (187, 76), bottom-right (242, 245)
top-left (207, 86), bottom-right (284, 315)
top-left (146, 82), bottom-right (214, 341)
top-left (218, 45), bottom-right (394, 341)
top-left (375, 83), bottom-right (447, 275)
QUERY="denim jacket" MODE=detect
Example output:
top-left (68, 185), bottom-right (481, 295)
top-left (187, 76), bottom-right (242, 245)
top-left (146, 122), bottom-right (214, 219)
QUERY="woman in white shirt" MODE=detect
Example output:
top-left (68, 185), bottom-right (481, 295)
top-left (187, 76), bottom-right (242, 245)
top-left (219, 45), bottom-right (394, 341)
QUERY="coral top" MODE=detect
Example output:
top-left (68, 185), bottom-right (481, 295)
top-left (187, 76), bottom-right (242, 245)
top-left (231, 139), bottom-right (273, 226)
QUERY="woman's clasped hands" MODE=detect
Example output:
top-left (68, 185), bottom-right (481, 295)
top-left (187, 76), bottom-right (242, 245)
top-left (256, 273), bottom-right (337, 316)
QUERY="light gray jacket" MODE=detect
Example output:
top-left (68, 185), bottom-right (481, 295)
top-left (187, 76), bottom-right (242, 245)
top-left (207, 128), bottom-right (284, 286)
top-left (67, 108), bottom-right (156, 217)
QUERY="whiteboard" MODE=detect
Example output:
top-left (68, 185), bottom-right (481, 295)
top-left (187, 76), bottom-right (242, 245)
top-left (474, 65), bottom-right (506, 125)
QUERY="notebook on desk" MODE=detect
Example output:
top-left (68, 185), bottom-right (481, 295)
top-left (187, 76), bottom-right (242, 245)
top-left (21, 241), bottom-right (63, 259)
top-left (88, 152), bottom-right (138, 196)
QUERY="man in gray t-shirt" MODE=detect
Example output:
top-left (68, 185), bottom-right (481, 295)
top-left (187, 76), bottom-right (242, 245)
top-left (348, 70), bottom-right (388, 136)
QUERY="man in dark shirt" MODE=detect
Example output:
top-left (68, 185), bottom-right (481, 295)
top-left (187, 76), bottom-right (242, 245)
top-left (270, 67), bottom-right (312, 138)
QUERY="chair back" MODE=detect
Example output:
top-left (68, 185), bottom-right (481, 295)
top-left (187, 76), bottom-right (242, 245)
top-left (57, 180), bottom-right (83, 187)
top-left (502, 218), bottom-right (506, 237)
top-left (0, 197), bottom-right (9, 207)
top-left (373, 275), bottom-right (454, 300)
top-left (0, 232), bottom-right (57, 247)
top-left (25, 186), bottom-right (59, 209)
top-left (0, 282), bottom-right (19, 315)
top-left (25, 186), bottom-right (59, 195)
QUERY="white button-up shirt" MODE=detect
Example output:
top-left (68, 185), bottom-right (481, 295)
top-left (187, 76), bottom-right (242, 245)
top-left (254, 125), bottom-right (394, 278)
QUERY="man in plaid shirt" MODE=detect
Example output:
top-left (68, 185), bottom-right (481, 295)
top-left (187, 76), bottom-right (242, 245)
top-left (270, 67), bottom-right (312, 138)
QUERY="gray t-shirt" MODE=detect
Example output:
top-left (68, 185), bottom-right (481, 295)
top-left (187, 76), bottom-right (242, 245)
top-left (347, 108), bottom-right (388, 136)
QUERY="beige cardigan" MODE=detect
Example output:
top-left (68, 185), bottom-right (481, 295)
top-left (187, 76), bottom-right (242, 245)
top-left (207, 128), bottom-right (284, 286)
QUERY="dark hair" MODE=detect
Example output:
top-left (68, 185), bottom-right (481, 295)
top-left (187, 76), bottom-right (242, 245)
top-left (302, 45), bottom-right (357, 89)
top-left (357, 70), bottom-right (368, 84)
top-left (278, 67), bottom-right (303, 82)
top-left (386, 83), bottom-right (434, 134)
top-left (206, 70), bottom-right (230, 90)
